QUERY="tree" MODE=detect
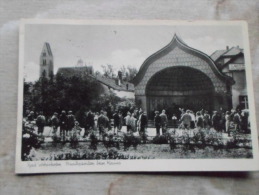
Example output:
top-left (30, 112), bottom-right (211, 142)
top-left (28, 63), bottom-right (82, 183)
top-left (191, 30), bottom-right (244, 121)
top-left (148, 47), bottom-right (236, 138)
top-left (101, 64), bottom-right (115, 78)
top-left (127, 66), bottom-right (138, 81)
top-left (24, 74), bottom-right (103, 118)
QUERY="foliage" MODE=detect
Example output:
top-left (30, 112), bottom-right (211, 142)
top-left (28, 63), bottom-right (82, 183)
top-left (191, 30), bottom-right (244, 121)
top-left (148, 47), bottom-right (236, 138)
top-left (89, 133), bottom-right (98, 150)
top-left (24, 149), bottom-right (152, 160)
top-left (152, 135), bottom-right (168, 144)
top-left (123, 134), bottom-right (141, 151)
top-left (24, 74), bottom-right (103, 117)
top-left (22, 122), bottom-right (44, 160)
top-left (103, 134), bottom-right (120, 150)
top-left (101, 64), bottom-right (115, 78)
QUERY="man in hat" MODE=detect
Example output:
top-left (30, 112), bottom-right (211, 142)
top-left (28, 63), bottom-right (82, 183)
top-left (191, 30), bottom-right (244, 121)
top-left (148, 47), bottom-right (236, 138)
top-left (124, 111), bottom-right (131, 133)
top-left (159, 110), bottom-right (168, 134)
top-left (129, 113), bottom-right (137, 133)
top-left (67, 111), bottom-right (75, 138)
top-left (71, 121), bottom-right (82, 146)
top-left (180, 110), bottom-right (192, 130)
top-left (36, 111), bottom-right (46, 136)
top-left (154, 111), bottom-right (161, 135)
top-left (113, 110), bottom-right (120, 134)
top-left (83, 110), bottom-right (95, 138)
top-left (59, 110), bottom-right (67, 140)
top-left (27, 111), bottom-right (35, 122)
top-left (97, 111), bottom-right (109, 140)
top-left (212, 111), bottom-right (221, 131)
top-left (139, 111), bottom-right (148, 143)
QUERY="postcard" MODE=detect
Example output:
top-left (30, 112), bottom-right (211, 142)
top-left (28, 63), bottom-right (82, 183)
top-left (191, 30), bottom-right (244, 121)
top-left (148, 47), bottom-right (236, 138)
top-left (16, 19), bottom-right (259, 173)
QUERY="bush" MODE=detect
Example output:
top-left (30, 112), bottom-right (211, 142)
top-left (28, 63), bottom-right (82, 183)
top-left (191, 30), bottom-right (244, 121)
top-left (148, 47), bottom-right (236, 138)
top-left (123, 134), bottom-right (141, 150)
top-left (89, 133), bottom-right (98, 150)
top-left (152, 135), bottom-right (168, 144)
top-left (103, 134), bottom-right (120, 150)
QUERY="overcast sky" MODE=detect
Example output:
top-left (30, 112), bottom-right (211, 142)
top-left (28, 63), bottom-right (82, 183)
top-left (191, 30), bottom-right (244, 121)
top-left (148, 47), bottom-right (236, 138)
top-left (23, 22), bottom-right (244, 81)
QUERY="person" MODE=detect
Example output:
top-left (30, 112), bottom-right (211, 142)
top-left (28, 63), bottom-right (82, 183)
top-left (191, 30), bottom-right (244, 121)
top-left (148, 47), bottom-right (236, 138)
top-left (94, 112), bottom-right (99, 130)
top-left (180, 110), bottom-right (192, 130)
top-left (97, 111), bottom-right (110, 140)
top-left (189, 111), bottom-right (195, 129)
top-left (212, 111), bottom-right (221, 131)
top-left (196, 111), bottom-right (203, 131)
top-left (51, 112), bottom-right (59, 135)
top-left (225, 111), bottom-right (231, 136)
top-left (103, 111), bottom-right (111, 130)
top-left (59, 110), bottom-right (67, 140)
top-left (154, 111), bottom-right (161, 135)
top-left (159, 110), bottom-right (168, 134)
top-left (83, 110), bottom-right (95, 138)
top-left (27, 111), bottom-right (35, 122)
top-left (139, 111), bottom-right (148, 143)
top-left (118, 111), bottom-right (124, 131)
top-left (124, 112), bottom-right (131, 133)
top-left (203, 111), bottom-right (210, 129)
top-left (67, 111), bottom-right (75, 138)
top-left (70, 121), bottom-right (82, 147)
top-left (113, 111), bottom-right (120, 134)
top-left (220, 113), bottom-right (226, 132)
top-left (133, 109), bottom-right (140, 121)
top-left (172, 114), bottom-right (178, 130)
top-left (36, 111), bottom-right (46, 136)
top-left (129, 113), bottom-right (137, 133)
top-left (233, 111), bottom-right (241, 132)
top-left (241, 110), bottom-right (249, 133)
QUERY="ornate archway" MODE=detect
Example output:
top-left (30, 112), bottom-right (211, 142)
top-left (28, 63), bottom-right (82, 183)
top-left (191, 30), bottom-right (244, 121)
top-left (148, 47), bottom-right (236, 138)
top-left (132, 34), bottom-right (234, 118)
top-left (146, 66), bottom-right (215, 118)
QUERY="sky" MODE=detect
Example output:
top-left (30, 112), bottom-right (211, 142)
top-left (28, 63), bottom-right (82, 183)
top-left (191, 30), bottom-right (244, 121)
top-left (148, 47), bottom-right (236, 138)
top-left (23, 22), bottom-right (244, 81)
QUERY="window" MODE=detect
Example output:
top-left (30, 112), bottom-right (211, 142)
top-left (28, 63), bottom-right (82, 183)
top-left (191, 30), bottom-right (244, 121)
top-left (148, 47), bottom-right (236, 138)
top-left (239, 95), bottom-right (248, 109)
top-left (43, 59), bottom-right (46, 65)
top-left (43, 52), bottom-right (46, 57)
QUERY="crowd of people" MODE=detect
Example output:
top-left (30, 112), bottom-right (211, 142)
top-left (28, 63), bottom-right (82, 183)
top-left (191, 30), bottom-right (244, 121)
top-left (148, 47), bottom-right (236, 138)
top-left (153, 108), bottom-right (249, 137)
top-left (23, 107), bottom-right (249, 143)
top-left (23, 108), bottom-right (148, 142)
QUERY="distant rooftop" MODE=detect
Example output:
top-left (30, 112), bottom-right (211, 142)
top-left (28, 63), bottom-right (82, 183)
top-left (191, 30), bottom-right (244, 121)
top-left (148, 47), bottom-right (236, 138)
top-left (210, 46), bottom-right (243, 62)
top-left (57, 66), bottom-right (134, 92)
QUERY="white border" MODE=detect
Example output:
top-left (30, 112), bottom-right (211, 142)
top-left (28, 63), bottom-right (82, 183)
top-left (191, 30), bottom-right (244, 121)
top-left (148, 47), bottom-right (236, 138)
top-left (16, 19), bottom-right (259, 174)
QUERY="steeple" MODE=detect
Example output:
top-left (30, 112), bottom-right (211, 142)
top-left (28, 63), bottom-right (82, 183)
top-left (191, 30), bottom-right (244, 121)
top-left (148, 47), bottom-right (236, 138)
top-left (40, 42), bottom-right (53, 79)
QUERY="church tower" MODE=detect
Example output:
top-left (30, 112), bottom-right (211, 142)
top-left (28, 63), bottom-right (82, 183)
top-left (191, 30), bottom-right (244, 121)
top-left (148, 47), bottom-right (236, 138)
top-left (40, 42), bottom-right (53, 79)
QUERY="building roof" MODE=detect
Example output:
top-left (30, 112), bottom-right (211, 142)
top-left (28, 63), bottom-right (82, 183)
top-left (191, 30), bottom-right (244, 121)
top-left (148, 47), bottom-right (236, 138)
top-left (210, 47), bottom-right (243, 61)
top-left (56, 67), bottom-right (134, 92)
top-left (132, 34), bottom-right (234, 86)
top-left (45, 42), bottom-right (53, 56)
top-left (57, 66), bottom-right (91, 77)
top-left (223, 47), bottom-right (243, 56)
top-left (210, 50), bottom-right (227, 61)
top-left (210, 46), bottom-right (244, 70)
top-left (94, 75), bottom-right (134, 92)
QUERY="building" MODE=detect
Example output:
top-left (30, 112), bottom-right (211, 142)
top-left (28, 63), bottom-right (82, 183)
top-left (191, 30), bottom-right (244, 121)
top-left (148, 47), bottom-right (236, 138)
top-left (210, 46), bottom-right (247, 110)
top-left (132, 34), bottom-right (235, 118)
top-left (39, 42), bottom-right (134, 98)
top-left (56, 67), bottom-right (135, 98)
top-left (40, 42), bottom-right (53, 79)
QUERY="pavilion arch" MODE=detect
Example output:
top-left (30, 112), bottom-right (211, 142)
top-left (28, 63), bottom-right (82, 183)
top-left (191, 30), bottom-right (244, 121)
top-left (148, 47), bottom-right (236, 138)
top-left (132, 34), bottom-right (234, 118)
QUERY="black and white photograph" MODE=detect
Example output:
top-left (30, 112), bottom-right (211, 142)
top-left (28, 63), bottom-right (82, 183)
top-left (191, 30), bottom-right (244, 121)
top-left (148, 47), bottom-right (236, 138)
top-left (16, 20), bottom-right (259, 173)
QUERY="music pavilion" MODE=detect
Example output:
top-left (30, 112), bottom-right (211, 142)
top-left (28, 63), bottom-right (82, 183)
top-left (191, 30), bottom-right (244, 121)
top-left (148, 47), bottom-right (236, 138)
top-left (132, 34), bottom-right (247, 118)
